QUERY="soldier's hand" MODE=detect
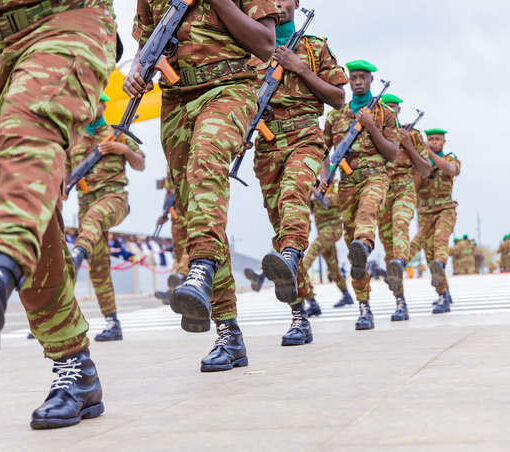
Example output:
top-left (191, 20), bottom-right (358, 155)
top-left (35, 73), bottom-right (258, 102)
top-left (99, 142), bottom-right (130, 156)
top-left (157, 215), bottom-right (169, 226)
top-left (356, 108), bottom-right (375, 131)
top-left (274, 47), bottom-right (306, 74)
top-left (123, 61), bottom-right (154, 98)
top-left (400, 129), bottom-right (413, 149)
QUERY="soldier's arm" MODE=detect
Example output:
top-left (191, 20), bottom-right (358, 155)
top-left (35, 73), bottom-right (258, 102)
top-left (427, 146), bottom-right (460, 177)
top-left (401, 130), bottom-right (432, 177)
top-left (273, 47), bottom-right (344, 108)
top-left (209, 0), bottom-right (276, 61)
top-left (99, 142), bottom-right (146, 171)
top-left (357, 109), bottom-right (398, 162)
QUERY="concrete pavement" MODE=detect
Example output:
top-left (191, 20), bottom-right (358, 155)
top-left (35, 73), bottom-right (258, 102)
top-left (1, 275), bottom-right (510, 451)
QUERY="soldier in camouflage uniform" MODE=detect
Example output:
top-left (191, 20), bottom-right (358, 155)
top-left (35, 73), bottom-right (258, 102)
top-left (70, 95), bottom-right (146, 342)
top-left (301, 182), bottom-right (353, 317)
top-left (377, 94), bottom-right (431, 322)
top-left (498, 235), bottom-right (510, 272)
top-left (323, 60), bottom-right (399, 331)
top-left (448, 236), bottom-right (476, 275)
top-left (125, 0), bottom-right (278, 371)
top-left (473, 240), bottom-right (484, 274)
top-left (409, 128), bottom-right (461, 313)
top-left (253, 0), bottom-right (347, 346)
top-left (0, 0), bottom-right (115, 429)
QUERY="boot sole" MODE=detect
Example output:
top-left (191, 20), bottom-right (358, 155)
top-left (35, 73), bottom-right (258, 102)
top-left (430, 261), bottom-right (446, 288)
top-left (432, 307), bottom-right (451, 314)
top-left (0, 308), bottom-right (4, 331)
top-left (349, 242), bottom-right (368, 281)
top-left (306, 309), bottom-right (322, 317)
top-left (244, 269), bottom-right (263, 292)
top-left (200, 356), bottom-right (248, 372)
top-left (94, 334), bottom-right (123, 342)
top-left (262, 253), bottom-right (297, 303)
top-left (172, 290), bottom-right (211, 333)
top-left (355, 320), bottom-right (375, 330)
top-left (387, 261), bottom-right (404, 293)
top-left (167, 274), bottom-right (185, 291)
top-left (391, 313), bottom-right (410, 322)
top-left (281, 334), bottom-right (313, 346)
top-left (30, 402), bottom-right (104, 430)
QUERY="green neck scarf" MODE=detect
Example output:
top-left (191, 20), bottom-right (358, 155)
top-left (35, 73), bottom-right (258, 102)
top-left (276, 21), bottom-right (296, 48)
top-left (86, 116), bottom-right (107, 136)
top-left (350, 91), bottom-right (373, 115)
top-left (430, 149), bottom-right (444, 167)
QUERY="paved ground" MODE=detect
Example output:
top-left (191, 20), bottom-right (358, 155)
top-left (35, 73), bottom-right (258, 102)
top-left (1, 274), bottom-right (510, 451)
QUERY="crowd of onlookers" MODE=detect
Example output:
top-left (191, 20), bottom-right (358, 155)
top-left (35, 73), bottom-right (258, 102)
top-left (65, 228), bottom-right (174, 266)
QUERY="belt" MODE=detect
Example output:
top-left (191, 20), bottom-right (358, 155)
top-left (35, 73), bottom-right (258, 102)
top-left (267, 114), bottom-right (319, 135)
top-left (343, 167), bottom-right (382, 185)
top-left (0, 0), bottom-right (85, 39)
top-left (418, 197), bottom-right (452, 208)
top-left (177, 59), bottom-right (250, 87)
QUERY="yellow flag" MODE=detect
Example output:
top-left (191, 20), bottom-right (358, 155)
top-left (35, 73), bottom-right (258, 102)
top-left (103, 68), bottom-right (162, 124)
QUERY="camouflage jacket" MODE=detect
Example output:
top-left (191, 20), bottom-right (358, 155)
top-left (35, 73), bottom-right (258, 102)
top-left (311, 182), bottom-right (341, 230)
top-left (388, 128), bottom-right (428, 182)
top-left (324, 101), bottom-right (399, 174)
top-left (253, 36), bottom-right (347, 120)
top-left (132, 0), bottom-right (279, 91)
top-left (498, 241), bottom-right (510, 258)
top-left (416, 152), bottom-right (460, 214)
top-left (70, 125), bottom-right (144, 197)
top-left (0, 0), bottom-right (112, 14)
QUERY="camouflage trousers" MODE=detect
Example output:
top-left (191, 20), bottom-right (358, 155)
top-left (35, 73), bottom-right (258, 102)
top-left (0, 9), bottom-right (115, 358)
top-left (75, 191), bottom-right (129, 317)
top-left (338, 172), bottom-right (389, 302)
top-left (301, 222), bottom-right (347, 300)
top-left (455, 257), bottom-right (476, 275)
top-left (409, 207), bottom-right (457, 294)
top-left (254, 125), bottom-right (326, 304)
top-left (161, 83), bottom-right (257, 320)
top-left (170, 206), bottom-right (189, 275)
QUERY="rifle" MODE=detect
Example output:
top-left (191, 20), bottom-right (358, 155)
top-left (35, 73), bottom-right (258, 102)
top-left (403, 109), bottom-right (424, 131)
top-left (315, 80), bottom-right (391, 205)
top-left (66, 0), bottom-right (195, 196)
top-left (153, 192), bottom-right (177, 239)
top-left (229, 8), bottom-right (315, 186)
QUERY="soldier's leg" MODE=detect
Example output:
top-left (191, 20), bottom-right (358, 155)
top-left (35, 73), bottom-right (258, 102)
top-left (170, 210), bottom-right (189, 275)
top-left (433, 208), bottom-right (457, 296)
top-left (378, 191), bottom-right (394, 270)
top-left (321, 230), bottom-right (347, 292)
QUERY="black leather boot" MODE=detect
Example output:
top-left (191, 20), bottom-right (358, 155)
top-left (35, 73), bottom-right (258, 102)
top-left (432, 291), bottom-right (451, 314)
top-left (30, 349), bottom-right (104, 429)
top-left (244, 268), bottom-right (266, 292)
top-left (262, 248), bottom-right (302, 303)
top-left (201, 318), bottom-right (248, 372)
top-left (391, 295), bottom-right (409, 321)
top-left (281, 303), bottom-right (313, 346)
top-left (94, 313), bottom-right (123, 342)
top-left (348, 240), bottom-right (372, 280)
top-left (71, 246), bottom-right (88, 276)
top-left (172, 259), bottom-right (217, 333)
top-left (155, 290), bottom-right (171, 305)
top-left (305, 298), bottom-right (322, 317)
top-left (0, 253), bottom-right (24, 331)
top-left (430, 260), bottom-right (446, 289)
top-left (387, 258), bottom-right (406, 294)
top-left (167, 272), bottom-right (187, 291)
top-left (355, 302), bottom-right (375, 330)
top-left (333, 289), bottom-right (354, 308)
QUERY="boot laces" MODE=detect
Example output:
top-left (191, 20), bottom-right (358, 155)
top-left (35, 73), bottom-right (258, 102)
top-left (104, 316), bottom-right (116, 331)
top-left (186, 263), bottom-right (209, 288)
top-left (281, 249), bottom-right (295, 262)
top-left (290, 309), bottom-right (304, 329)
top-left (50, 357), bottom-right (83, 391)
top-left (359, 304), bottom-right (371, 316)
top-left (215, 324), bottom-right (232, 347)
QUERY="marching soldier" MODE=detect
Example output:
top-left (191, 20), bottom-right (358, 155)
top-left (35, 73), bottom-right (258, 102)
top-left (125, 0), bottom-right (279, 371)
top-left (0, 0), bottom-right (115, 429)
top-left (302, 182), bottom-right (353, 317)
top-left (252, 0), bottom-right (347, 345)
top-left (377, 94), bottom-right (431, 321)
top-left (323, 60), bottom-right (399, 330)
top-left (70, 94), bottom-right (146, 341)
top-left (410, 128), bottom-right (461, 313)
top-left (498, 234), bottom-right (510, 272)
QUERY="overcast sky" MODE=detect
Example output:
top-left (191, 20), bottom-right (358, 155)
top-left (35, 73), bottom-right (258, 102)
top-left (64, 0), bottom-right (510, 260)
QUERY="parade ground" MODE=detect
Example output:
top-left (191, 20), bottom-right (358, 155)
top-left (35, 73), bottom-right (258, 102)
top-left (2, 274), bottom-right (510, 451)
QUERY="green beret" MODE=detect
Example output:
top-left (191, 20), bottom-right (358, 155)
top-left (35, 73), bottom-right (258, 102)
top-left (100, 93), bottom-right (110, 102)
top-left (346, 60), bottom-right (377, 73)
top-left (453, 238), bottom-right (460, 243)
top-left (462, 234), bottom-right (469, 240)
top-left (381, 94), bottom-right (403, 104)
top-left (425, 128), bottom-right (448, 136)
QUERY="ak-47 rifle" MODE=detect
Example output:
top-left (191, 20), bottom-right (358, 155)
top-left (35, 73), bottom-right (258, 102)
top-left (229, 8), bottom-right (315, 186)
top-left (315, 80), bottom-right (391, 206)
top-left (153, 192), bottom-right (177, 239)
top-left (403, 109), bottom-right (424, 132)
top-left (66, 0), bottom-right (195, 196)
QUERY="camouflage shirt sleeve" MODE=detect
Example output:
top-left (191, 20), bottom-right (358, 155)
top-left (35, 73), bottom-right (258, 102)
top-left (123, 134), bottom-right (145, 158)
top-left (317, 40), bottom-right (348, 87)
top-left (132, 0), bottom-right (154, 47)
top-left (241, 0), bottom-right (280, 23)
top-left (446, 153), bottom-right (461, 175)
top-left (412, 130), bottom-right (428, 160)
top-left (380, 104), bottom-right (399, 142)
